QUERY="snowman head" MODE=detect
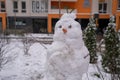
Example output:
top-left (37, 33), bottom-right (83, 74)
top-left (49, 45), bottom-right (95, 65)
top-left (53, 13), bottom-right (82, 41)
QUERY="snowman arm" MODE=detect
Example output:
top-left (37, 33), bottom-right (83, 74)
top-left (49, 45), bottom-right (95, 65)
top-left (84, 53), bottom-right (89, 59)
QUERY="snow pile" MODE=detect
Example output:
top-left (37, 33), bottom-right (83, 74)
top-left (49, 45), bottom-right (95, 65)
top-left (0, 41), bottom-right (47, 80)
top-left (0, 34), bottom-right (111, 80)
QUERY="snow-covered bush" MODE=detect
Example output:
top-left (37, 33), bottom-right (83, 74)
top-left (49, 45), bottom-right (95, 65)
top-left (22, 37), bottom-right (32, 55)
top-left (102, 16), bottom-right (120, 80)
top-left (84, 17), bottom-right (98, 63)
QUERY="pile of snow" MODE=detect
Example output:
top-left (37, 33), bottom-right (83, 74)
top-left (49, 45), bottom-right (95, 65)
top-left (24, 34), bottom-right (53, 38)
top-left (0, 41), bottom-right (47, 80)
top-left (0, 35), bottom-right (111, 80)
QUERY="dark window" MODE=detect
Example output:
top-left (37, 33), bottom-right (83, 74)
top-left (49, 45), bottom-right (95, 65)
top-left (118, 0), bottom-right (120, 10)
top-left (36, 1), bottom-right (39, 13)
top-left (99, 3), bottom-right (107, 13)
top-left (36, 1), bottom-right (39, 10)
top-left (21, 1), bottom-right (26, 12)
top-left (22, 21), bottom-right (26, 25)
top-left (1, 1), bottom-right (6, 12)
top-left (15, 20), bottom-right (26, 26)
top-left (99, 3), bottom-right (102, 12)
top-left (103, 3), bottom-right (107, 13)
top-left (33, 19), bottom-right (47, 33)
top-left (13, 1), bottom-right (18, 12)
top-left (13, 1), bottom-right (18, 9)
top-left (1, 2), bottom-right (5, 8)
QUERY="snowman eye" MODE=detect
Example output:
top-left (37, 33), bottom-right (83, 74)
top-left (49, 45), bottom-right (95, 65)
top-left (58, 25), bottom-right (62, 28)
top-left (68, 25), bottom-right (72, 28)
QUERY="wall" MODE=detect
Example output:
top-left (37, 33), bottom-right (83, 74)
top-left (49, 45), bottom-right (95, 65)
top-left (0, 13), bottom-right (6, 31)
top-left (92, 0), bottom-right (98, 14)
top-left (6, 0), bottom-right (32, 17)
top-left (51, 1), bottom-right (76, 9)
top-left (0, 0), bottom-right (6, 31)
top-left (6, 0), bottom-right (48, 17)
top-left (112, 0), bottom-right (120, 31)
top-left (76, 0), bottom-right (92, 13)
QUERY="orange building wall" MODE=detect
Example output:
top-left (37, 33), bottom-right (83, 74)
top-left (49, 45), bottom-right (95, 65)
top-left (112, 0), bottom-right (120, 31)
top-left (112, 0), bottom-right (118, 15)
top-left (51, 1), bottom-right (76, 9)
top-left (116, 13), bottom-right (120, 31)
top-left (48, 0), bottom-right (92, 33)
top-left (0, 13), bottom-right (6, 31)
top-left (51, 0), bottom-right (92, 13)
top-left (0, 0), bottom-right (5, 1)
top-left (48, 14), bottom-right (62, 33)
top-left (76, 0), bottom-right (92, 13)
top-left (0, 0), bottom-right (6, 32)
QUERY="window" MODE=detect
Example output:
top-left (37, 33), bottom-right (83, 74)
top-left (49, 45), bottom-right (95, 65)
top-left (21, 1), bottom-right (26, 12)
top-left (99, 3), bottom-right (107, 13)
top-left (83, 0), bottom-right (90, 7)
top-left (0, 1), bottom-right (6, 12)
top-left (15, 20), bottom-right (26, 26)
top-left (32, 1), bottom-right (36, 13)
top-left (99, 0), bottom-right (107, 13)
top-left (118, 0), bottom-right (120, 10)
top-left (32, 0), bottom-right (48, 13)
top-left (13, 1), bottom-right (18, 12)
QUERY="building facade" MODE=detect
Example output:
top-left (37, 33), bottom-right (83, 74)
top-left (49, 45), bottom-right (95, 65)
top-left (6, 0), bottom-right (48, 33)
top-left (0, 0), bottom-right (6, 32)
top-left (113, 0), bottom-right (120, 31)
top-left (48, 0), bottom-right (112, 33)
top-left (1, 0), bottom-right (120, 33)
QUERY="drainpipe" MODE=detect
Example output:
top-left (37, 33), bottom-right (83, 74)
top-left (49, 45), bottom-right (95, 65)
top-left (59, 0), bottom-right (61, 18)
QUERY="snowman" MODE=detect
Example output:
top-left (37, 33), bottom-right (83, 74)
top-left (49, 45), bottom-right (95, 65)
top-left (46, 13), bottom-right (90, 80)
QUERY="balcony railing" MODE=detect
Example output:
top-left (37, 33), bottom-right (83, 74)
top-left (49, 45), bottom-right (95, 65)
top-left (32, 9), bottom-right (48, 13)
top-left (51, 0), bottom-right (77, 2)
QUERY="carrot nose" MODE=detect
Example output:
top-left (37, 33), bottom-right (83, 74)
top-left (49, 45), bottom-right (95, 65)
top-left (62, 28), bottom-right (67, 34)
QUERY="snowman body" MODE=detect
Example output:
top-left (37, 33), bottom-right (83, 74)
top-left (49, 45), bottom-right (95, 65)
top-left (46, 13), bottom-right (90, 80)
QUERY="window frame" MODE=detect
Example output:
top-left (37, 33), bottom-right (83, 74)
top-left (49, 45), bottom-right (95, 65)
top-left (32, 0), bottom-right (48, 13)
top-left (99, 2), bottom-right (107, 13)
top-left (118, 0), bottom-right (120, 10)
top-left (0, 1), bottom-right (6, 12)
top-left (13, 1), bottom-right (18, 13)
top-left (15, 20), bottom-right (26, 27)
top-left (21, 1), bottom-right (26, 13)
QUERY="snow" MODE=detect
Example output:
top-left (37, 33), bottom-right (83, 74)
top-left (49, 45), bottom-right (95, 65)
top-left (0, 40), bottom-right (47, 80)
top-left (60, 13), bottom-right (76, 21)
top-left (0, 34), bottom-right (111, 80)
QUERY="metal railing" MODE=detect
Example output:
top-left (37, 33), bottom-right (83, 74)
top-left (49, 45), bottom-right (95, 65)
top-left (0, 36), bottom-right (53, 44)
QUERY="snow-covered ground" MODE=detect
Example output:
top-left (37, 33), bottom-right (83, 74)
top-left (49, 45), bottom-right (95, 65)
top-left (0, 34), bottom-right (111, 80)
